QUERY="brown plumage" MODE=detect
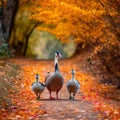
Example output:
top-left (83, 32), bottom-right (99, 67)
top-left (45, 69), bottom-right (64, 92)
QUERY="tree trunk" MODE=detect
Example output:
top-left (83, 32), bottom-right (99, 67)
top-left (23, 22), bottom-right (39, 56)
top-left (2, 0), bottom-right (19, 43)
top-left (0, 1), bottom-right (5, 44)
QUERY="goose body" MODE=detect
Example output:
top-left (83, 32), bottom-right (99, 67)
top-left (45, 64), bottom-right (64, 92)
top-left (45, 51), bottom-right (64, 99)
top-left (66, 69), bottom-right (80, 100)
top-left (31, 74), bottom-right (45, 100)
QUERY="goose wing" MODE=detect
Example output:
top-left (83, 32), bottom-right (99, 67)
top-left (45, 72), bottom-right (64, 91)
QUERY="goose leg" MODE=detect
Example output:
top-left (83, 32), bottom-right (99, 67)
top-left (56, 90), bottom-right (59, 99)
top-left (37, 94), bottom-right (40, 100)
top-left (72, 93), bottom-right (75, 100)
top-left (49, 91), bottom-right (55, 100)
top-left (36, 93), bottom-right (39, 100)
top-left (69, 92), bottom-right (72, 100)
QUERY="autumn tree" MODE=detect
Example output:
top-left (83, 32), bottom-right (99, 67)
top-left (8, 0), bottom-right (120, 56)
top-left (29, 0), bottom-right (119, 48)
top-left (29, 0), bottom-right (108, 49)
top-left (28, 0), bottom-right (120, 84)
top-left (96, 0), bottom-right (120, 86)
top-left (9, 8), bottom-right (39, 56)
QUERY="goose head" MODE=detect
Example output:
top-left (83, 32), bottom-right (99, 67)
top-left (71, 69), bottom-right (75, 75)
top-left (35, 74), bottom-right (39, 82)
top-left (71, 69), bottom-right (75, 80)
top-left (55, 51), bottom-right (62, 58)
top-left (54, 51), bottom-right (62, 65)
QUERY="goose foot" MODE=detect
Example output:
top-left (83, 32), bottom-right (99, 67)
top-left (71, 96), bottom-right (74, 101)
top-left (50, 96), bottom-right (55, 100)
top-left (72, 93), bottom-right (75, 100)
top-left (49, 91), bottom-right (55, 100)
top-left (69, 96), bottom-right (72, 100)
top-left (56, 91), bottom-right (60, 100)
top-left (69, 95), bottom-right (74, 100)
top-left (36, 95), bottom-right (40, 100)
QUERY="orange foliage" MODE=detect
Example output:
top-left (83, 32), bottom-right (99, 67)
top-left (0, 58), bottom-right (120, 119)
top-left (28, 0), bottom-right (119, 45)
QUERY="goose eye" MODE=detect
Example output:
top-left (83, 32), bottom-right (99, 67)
top-left (58, 52), bottom-right (62, 57)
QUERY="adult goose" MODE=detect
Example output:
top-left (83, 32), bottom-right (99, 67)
top-left (45, 51), bottom-right (64, 99)
top-left (66, 69), bottom-right (80, 100)
top-left (31, 74), bottom-right (45, 100)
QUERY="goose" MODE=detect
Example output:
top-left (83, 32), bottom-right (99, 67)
top-left (66, 69), bottom-right (80, 100)
top-left (31, 74), bottom-right (45, 100)
top-left (45, 51), bottom-right (64, 99)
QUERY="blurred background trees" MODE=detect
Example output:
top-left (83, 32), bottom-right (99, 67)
top-left (8, 0), bottom-right (76, 58)
top-left (26, 30), bottom-right (75, 59)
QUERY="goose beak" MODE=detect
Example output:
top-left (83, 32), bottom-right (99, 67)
top-left (58, 53), bottom-right (62, 58)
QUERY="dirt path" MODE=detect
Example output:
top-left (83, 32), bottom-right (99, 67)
top-left (1, 48), bottom-right (120, 120)
top-left (0, 48), bottom-right (119, 120)
top-left (36, 87), bottom-right (103, 120)
top-left (5, 55), bottom-right (106, 120)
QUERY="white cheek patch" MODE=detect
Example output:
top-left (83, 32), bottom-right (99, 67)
top-left (55, 53), bottom-right (58, 56)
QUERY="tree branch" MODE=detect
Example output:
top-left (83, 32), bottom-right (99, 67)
top-left (23, 22), bottom-right (39, 56)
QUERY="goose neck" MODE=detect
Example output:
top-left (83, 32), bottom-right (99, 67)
top-left (36, 78), bottom-right (39, 83)
top-left (55, 63), bottom-right (59, 72)
top-left (54, 56), bottom-right (58, 65)
top-left (72, 73), bottom-right (75, 80)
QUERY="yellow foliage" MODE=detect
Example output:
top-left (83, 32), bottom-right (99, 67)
top-left (27, 0), bottom-right (119, 46)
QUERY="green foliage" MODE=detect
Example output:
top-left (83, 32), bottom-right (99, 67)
top-left (26, 31), bottom-right (75, 59)
top-left (47, 40), bottom-right (68, 59)
top-left (0, 42), bottom-right (13, 58)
